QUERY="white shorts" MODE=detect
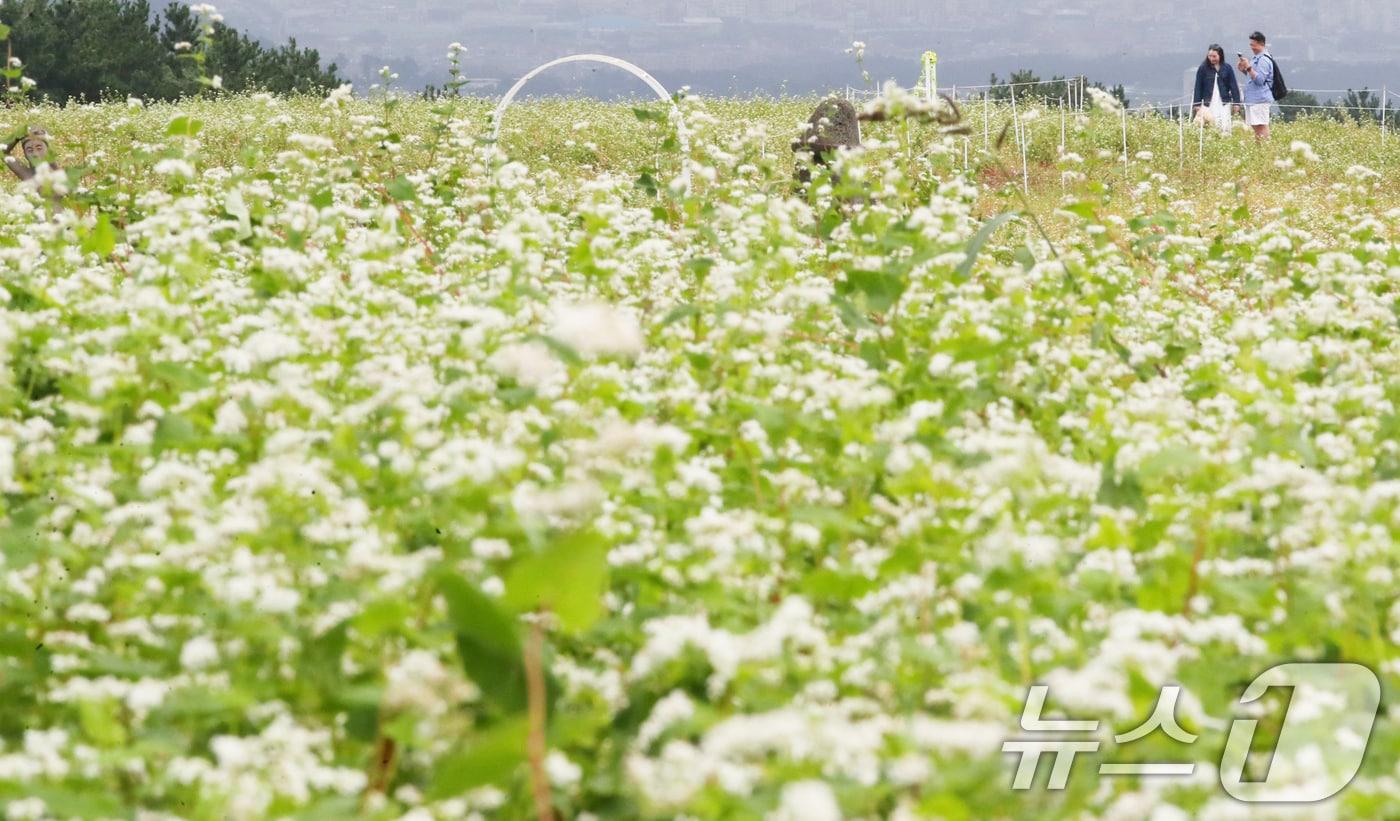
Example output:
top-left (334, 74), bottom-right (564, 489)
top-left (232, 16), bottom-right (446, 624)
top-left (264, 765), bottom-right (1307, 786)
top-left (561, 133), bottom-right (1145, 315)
top-left (1245, 104), bottom-right (1271, 126)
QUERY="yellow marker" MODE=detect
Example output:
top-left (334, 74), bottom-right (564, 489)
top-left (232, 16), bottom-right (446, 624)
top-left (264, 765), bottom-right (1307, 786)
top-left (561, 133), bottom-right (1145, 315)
top-left (921, 51), bottom-right (938, 102)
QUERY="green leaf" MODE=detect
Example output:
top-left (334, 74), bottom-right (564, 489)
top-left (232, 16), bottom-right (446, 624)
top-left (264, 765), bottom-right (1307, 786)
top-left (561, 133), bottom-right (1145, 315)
top-left (0, 501), bottom-right (43, 565)
top-left (295, 797), bottom-right (364, 821)
top-left (1096, 459), bottom-right (1145, 510)
top-left (632, 106), bottom-right (667, 123)
top-left (80, 214), bottom-right (116, 258)
top-left (334, 683), bottom-right (385, 710)
top-left (0, 631), bottom-right (32, 658)
top-left (429, 715), bottom-right (528, 799)
top-left (1135, 445), bottom-right (1205, 482)
top-left (790, 506), bottom-right (869, 536)
top-left (684, 257), bottom-right (715, 280)
top-left (7, 786), bottom-right (121, 818)
top-left (658, 304), bottom-right (701, 328)
top-left (1096, 322), bottom-right (1135, 366)
top-left (504, 530), bottom-right (609, 634)
top-left (1059, 200), bottom-right (1098, 219)
top-left (568, 236), bottom-right (602, 278)
top-left (149, 361), bottom-right (210, 391)
top-left (166, 115), bottom-right (203, 137)
top-left (78, 699), bottom-right (128, 747)
top-left (527, 333), bottom-right (582, 367)
top-left (155, 686), bottom-right (254, 720)
top-left (225, 189), bottom-right (252, 240)
top-left (843, 269), bottom-right (906, 314)
top-left (955, 212), bottom-right (1017, 281)
top-left (386, 175), bottom-right (417, 202)
top-left (0, 23), bottom-right (13, 40)
top-left (63, 166), bottom-right (91, 193)
top-left (801, 568), bottom-right (877, 601)
top-left (436, 573), bottom-right (527, 712)
top-left (831, 294), bottom-right (873, 329)
top-left (352, 597), bottom-right (412, 637)
top-left (153, 413), bottom-right (199, 451)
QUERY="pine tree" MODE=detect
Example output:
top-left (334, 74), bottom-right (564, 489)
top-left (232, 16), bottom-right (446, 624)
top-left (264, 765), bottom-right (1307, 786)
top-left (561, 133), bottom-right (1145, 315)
top-left (0, 0), bottom-right (341, 103)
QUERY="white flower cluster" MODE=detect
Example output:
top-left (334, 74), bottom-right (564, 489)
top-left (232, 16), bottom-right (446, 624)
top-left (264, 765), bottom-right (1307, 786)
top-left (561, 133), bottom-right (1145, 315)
top-left (0, 88), bottom-right (1397, 819)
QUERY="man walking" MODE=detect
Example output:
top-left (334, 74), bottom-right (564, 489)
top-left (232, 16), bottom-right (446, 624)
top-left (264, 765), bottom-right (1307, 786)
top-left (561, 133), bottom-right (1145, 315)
top-left (1237, 32), bottom-right (1274, 141)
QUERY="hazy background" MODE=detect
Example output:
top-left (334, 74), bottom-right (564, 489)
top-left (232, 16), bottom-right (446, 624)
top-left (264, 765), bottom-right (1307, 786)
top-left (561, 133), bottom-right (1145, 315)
top-left (198, 1), bottom-right (1400, 104)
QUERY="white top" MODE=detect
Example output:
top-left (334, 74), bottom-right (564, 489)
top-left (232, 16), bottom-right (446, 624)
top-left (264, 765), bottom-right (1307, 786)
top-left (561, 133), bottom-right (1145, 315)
top-left (1209, 71), bottom-right (1230, 134)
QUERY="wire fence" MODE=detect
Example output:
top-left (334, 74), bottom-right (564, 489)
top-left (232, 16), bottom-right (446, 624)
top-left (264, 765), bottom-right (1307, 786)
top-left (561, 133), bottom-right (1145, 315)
top-left (834, 85), bottom-right (1400, 196)
top-left (844, 81), bottom-right (1400, 125)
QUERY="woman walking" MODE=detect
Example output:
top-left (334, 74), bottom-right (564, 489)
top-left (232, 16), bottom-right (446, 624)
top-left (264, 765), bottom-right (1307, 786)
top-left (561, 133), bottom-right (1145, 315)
top-left (1193, 45), bottom-right (1241, 134)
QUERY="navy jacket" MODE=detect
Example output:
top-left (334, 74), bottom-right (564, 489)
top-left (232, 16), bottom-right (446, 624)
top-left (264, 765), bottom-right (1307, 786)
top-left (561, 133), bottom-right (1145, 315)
top-left (1193, 61), bottom-right (1241, 107)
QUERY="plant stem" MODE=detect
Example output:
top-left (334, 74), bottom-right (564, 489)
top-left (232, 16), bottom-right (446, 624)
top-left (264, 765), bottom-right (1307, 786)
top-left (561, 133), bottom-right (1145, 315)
top-left (365, 735), bottom-right (397, 798)
top-left (524, 619), bottom-right (554, 821)
top-left (1183, 521), bottom-right (1207, 617)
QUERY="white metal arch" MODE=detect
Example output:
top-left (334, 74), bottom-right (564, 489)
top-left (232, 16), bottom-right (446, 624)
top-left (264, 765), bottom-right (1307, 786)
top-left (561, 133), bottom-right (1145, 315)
top-left (492, 53), bottom-right (690, 189)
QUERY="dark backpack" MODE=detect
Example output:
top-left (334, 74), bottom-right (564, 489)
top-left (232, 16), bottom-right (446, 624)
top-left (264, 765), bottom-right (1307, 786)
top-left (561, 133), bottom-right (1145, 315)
top-left (1266, 55), bottom-right (1288, 100)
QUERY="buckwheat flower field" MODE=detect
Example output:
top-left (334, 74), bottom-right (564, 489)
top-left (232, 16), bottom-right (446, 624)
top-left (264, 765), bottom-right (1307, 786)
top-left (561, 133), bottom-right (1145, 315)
top-left (4, 87), bottom-right (1400, 819)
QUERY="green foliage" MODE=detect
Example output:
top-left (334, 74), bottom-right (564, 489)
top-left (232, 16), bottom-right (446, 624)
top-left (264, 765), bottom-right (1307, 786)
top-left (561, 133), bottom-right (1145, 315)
top-left (438, 573), bottom-right (528, 713)
top-left (987, 68), bottom-right (1128, 108)
top-left (0, 0), bottom-right (341, 104)
top-left (0, 89), bottom-right (1398, 819)
top-left (2, 0), bottom-right (176, 102)
top-left (503, 531), bottom-right (610, 635)
top-left (385, 174), bottom-right (417, 202)
top-left (430, 716), bottom-right (529, 799)
top-left (78, 212), bottom-right (116, 256)
top-left (1281, 87), bottom-right (1400, 126)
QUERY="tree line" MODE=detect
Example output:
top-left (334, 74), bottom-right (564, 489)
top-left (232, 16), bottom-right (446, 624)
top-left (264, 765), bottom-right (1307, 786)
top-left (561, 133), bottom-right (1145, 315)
top-left (1277, 89), bottom-right (1400, 125)
top-left (979, 69), bottom-right (1400, 127)
top-left (984, 70), bottom-right (1129, 108)
top-left (0, 0), bottom-right (342, 104)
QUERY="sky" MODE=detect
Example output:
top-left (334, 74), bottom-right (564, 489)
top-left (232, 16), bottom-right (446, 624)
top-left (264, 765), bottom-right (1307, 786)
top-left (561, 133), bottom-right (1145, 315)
top-left (200, 1), bottom-right (1400, 104)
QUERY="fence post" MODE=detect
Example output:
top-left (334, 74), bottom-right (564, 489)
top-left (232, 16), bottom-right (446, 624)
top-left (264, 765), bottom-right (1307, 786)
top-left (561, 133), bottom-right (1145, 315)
top-left (1010, 87), bottom-right (1021, 151)
top-left (1060, 99), bottom-right (1066, 153)
top-left (1178, 111), bottom-right (1185, 170)
top-left (1022, 120), bottom-right (1030, 194)
top-left (1120, 107), bottom-right (1129, 178)
top-left (1383, 86), bottom-right (1389, 147)
top-left (983, 92), bottom-right (990, 149)
top-left (1006, 88), bottom-right (1026, 191)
